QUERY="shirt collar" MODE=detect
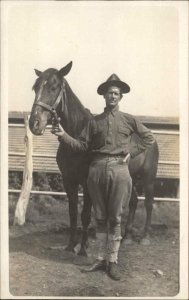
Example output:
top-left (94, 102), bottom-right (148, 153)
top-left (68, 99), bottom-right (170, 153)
top-left (104, 105), bottom-right (119, 116)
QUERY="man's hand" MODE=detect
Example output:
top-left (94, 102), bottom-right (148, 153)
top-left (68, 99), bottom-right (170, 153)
top-left (118, 153), bottom-right (131, 165)
top-left (51, 123), bottom-right (65, 137)
top-left (121, 153), bottom-right (131, 164)
top-left (122, 153), bottom-right (131, 163)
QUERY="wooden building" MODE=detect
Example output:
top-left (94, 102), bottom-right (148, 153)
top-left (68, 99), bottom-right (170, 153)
top-left (8, 111), bottom-right (179, 200)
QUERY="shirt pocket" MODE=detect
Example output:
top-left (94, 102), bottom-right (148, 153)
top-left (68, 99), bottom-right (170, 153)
top-left (117, 126), bottom-right (131, 145)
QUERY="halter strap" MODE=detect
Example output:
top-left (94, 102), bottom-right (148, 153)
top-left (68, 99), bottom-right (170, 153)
top-left (34, 85), bottom-right (65, 114)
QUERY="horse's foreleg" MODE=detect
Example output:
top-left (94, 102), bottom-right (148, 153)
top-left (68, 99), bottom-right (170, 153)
top-left (65, 185), bottom-right (79, 252)
top-left (79, 185), bottom-right (92, 256)
top-left (141, 182), bottom-right (154, 245)
top-left (123, 187), bottom-right (138, 244)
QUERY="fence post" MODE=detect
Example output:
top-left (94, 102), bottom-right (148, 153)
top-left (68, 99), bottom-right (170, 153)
top-left (14, 115), bottom-right (33, 225)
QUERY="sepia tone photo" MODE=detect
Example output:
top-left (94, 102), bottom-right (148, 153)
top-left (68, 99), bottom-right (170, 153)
top-left (1, 0), bottom-right (188, 299)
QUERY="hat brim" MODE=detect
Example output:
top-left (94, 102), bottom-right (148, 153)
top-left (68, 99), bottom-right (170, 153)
top-left (97, 80), bottom-right (130, 95)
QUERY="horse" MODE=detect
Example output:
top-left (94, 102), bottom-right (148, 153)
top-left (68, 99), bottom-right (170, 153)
top-left (29, 61), bottom-right (159, 255)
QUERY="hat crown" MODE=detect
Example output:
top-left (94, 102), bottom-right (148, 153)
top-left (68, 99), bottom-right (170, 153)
top-left (106, 73), bottom-right (121, 82)
top-left (97, 73), bottom-right (130, 95)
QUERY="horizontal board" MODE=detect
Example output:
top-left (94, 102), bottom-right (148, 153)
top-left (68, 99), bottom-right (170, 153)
top-left (8, 156), bottom-right (179, 178)
top-left (8, 126), bottom-right (179, 178)
top-left (9, 127), bottom-right (179, 160)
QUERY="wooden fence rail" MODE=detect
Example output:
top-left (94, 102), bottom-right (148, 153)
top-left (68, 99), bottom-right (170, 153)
top-left (8, 189), bottom-right (180, 203)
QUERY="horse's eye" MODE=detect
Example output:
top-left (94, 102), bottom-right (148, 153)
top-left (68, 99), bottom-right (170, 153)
top-left (51, 84), bottom-right (58, 91)
top-left (51, 82), bottom-right (60, 92)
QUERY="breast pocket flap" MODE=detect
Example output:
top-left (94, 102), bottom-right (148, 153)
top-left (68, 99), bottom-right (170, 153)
top-left (118, 127), bottom-right (130, 136)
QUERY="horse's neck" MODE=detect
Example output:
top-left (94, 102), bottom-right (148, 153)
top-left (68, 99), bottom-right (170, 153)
top-left (60, 82), bottom-right (92, 138)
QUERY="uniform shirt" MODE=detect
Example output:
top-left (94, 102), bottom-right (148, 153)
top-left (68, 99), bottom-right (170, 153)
top-left (60, 105), bottom-right (155, 158)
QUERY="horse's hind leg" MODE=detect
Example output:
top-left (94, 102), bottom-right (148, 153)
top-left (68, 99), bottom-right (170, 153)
top-left (123, 186), bottom-right (138, 244)
top-left (78, 184), bottom-right (92, 256)
top-left (64, 182), bottom-right (79, 252)
top-left (141, 182), bottom-right (154, 245)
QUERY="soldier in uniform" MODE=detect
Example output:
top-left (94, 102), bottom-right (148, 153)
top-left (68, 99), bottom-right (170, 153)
top-left (52, 74), bottom-right (155, 280)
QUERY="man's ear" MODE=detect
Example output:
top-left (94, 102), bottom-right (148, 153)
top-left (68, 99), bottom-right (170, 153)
top-left (59, 61), bottom-right (73, 78)
top-left (34, 69), bottom-right (42, 77)
top-left (119, 93), bottom-right (123, 101)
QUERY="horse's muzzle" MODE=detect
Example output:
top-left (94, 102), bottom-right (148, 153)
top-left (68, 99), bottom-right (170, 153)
top-left (29, 117), bottom-right (45, 135)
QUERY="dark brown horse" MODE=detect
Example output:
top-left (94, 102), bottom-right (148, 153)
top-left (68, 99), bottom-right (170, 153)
top-left (29, 61), bottom-right (159, 255)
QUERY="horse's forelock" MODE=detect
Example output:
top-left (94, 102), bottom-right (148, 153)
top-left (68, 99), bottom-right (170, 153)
top-left (32, 68), bottom-right (60, 91)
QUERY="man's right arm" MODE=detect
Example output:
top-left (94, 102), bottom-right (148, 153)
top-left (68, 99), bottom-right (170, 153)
top-left (52, 121), bottom-right (91, 153)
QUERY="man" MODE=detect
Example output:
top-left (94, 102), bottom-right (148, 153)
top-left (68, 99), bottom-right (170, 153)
top-left (51, 74), bottom-right (155, 280)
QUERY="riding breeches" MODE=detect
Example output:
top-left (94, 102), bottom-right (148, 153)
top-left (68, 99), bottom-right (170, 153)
top-left (87, 157), bottom-right (132, 237)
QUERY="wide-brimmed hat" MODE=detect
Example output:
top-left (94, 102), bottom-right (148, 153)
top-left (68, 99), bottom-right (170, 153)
top-left (97, 74), bottom-right (130, 95)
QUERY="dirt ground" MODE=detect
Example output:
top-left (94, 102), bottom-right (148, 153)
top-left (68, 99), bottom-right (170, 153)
top-left (9, 199), bottom-right (180, 298)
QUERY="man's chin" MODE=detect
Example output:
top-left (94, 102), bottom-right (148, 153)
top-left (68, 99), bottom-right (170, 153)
top-left (107, 103), bottom-right (117, 108)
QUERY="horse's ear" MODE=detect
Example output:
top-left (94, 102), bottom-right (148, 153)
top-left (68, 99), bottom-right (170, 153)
top-left (34, 69), bottom-right (42, 77)
top-left (59, 61), bottom-right (73, 78)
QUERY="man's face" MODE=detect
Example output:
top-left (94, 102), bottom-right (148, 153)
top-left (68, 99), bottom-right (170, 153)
top-left (104, 86), bottom-right (122, 108)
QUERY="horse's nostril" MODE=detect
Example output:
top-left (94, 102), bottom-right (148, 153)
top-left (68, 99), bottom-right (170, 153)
top-left (34, 120), bottom-right (40, 129)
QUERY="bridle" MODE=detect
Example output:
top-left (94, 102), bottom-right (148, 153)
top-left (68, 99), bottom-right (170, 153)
top-left (33, 81), bottom-right (67, 123)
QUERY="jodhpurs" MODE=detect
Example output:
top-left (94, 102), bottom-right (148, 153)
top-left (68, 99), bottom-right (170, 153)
top-left (87, 157), bottom-right (132, 238)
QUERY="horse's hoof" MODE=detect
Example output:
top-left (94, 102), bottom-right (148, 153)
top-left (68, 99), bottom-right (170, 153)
top-left (64, 244), bottom-right (76, 253)
top-left (73, 255), bottom-right (91, 266)
top-left (78, 248), bottom-right (88, 257)
top-left (140, 238), bottom-right (151, 246)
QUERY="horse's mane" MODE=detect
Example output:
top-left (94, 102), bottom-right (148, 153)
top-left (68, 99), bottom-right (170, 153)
top-left (59, 79), bottom-right (93, 137)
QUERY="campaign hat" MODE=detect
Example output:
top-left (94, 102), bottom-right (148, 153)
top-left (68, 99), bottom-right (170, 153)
top-left (97, 74), bottom-right (130, 95)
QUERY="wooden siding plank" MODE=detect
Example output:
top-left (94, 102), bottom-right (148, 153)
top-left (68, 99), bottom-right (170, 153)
top-left (8, 126), bottom-right (180, 178)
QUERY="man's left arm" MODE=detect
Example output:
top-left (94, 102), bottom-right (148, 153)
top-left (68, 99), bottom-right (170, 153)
top-left (130, 116), bottom-right (156, 158)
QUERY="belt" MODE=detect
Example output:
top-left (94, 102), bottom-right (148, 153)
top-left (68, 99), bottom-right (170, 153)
top-left (91, 153), bottom-right (127, 161)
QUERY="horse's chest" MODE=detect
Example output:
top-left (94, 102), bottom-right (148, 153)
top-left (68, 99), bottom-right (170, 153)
top-left (57, 148), bottom-right (89, 179)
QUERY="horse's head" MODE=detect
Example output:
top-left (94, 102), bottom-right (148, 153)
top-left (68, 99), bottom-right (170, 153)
top-left (29, 61), bottom-right (72, 135)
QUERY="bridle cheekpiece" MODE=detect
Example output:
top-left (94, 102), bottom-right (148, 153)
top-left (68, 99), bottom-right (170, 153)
top-left (33, 80), bottom-right (66, 124)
